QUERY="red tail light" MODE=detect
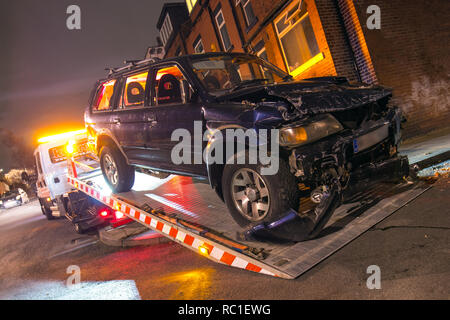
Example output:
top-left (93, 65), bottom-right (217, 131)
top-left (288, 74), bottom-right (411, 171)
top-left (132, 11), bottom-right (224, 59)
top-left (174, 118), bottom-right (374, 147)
top-left (99, 209), bottom-right (109, 218)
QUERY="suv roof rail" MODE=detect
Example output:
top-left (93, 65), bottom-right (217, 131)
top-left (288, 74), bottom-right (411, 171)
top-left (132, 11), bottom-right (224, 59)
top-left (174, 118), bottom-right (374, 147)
top-left (106, 57), bottom-right (162, 76)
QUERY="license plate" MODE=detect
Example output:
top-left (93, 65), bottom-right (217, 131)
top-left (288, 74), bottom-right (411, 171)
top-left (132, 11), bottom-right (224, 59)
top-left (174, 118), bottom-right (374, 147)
top-left (353, 124), bottom-right (389, 153)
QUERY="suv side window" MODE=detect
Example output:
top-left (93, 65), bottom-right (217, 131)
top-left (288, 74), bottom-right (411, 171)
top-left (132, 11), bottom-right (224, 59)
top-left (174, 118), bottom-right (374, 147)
top-left (152, 65), bottom-right (189, 106)
top-left (92, 79), bottom-right (117, 111)
top-left (120, 71), bottom-right (149, 108)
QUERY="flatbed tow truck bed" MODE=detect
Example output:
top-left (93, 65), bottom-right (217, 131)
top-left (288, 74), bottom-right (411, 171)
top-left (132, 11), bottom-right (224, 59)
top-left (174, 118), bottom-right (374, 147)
top-left (67, 158), bottom-right (430, 279)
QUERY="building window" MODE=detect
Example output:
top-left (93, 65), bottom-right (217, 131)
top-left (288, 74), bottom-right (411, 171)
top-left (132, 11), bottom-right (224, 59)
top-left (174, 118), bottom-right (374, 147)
top-left (215, 9), bottom-right (232, 51)
top-left (186, 0), bottom-right (198, 14)
top-left (193, 36), bottom-right (205, 53)
top-left (240, 0), bottom-right (257, 27)
top-left (275, 0), bottom-right (321, 77)
top-left (160, 14), bottom-right (173, 46)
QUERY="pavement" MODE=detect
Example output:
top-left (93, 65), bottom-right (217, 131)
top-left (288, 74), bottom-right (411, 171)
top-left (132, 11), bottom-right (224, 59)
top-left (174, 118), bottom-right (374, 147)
top-left (0, 133), bottom-right (448, 300)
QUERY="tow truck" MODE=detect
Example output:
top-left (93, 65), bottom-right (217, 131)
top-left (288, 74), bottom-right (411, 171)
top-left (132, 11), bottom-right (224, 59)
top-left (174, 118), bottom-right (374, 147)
top-left (64, 138), bottom-right (430, 279)
top-left (34, 130), bottom-right (116, 233)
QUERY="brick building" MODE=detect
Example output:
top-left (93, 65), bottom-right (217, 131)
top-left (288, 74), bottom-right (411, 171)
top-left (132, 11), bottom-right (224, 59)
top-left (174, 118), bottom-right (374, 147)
top-left (156, 0), bottom-right (450, 138)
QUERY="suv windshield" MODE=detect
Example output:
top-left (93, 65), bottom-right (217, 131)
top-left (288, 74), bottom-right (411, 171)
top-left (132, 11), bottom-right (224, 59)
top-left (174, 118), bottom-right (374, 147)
top-left (189, 55), bottom-right (291, 96)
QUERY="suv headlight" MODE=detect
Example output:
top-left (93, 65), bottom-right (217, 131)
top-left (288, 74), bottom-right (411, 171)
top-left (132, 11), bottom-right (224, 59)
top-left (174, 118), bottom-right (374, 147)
top-left (280, 114), bottom-right (343, 147)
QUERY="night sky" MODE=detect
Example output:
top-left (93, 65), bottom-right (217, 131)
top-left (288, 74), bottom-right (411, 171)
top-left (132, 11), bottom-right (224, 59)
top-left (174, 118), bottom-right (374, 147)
top-left (0, 0), bottom-right (175, 170)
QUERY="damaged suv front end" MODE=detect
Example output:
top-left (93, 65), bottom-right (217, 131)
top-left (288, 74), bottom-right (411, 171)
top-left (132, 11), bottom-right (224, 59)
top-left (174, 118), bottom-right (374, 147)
top-left (274, 79), bottom-right (408, 202)
top-left (191, 54), bottom-right (409, 238)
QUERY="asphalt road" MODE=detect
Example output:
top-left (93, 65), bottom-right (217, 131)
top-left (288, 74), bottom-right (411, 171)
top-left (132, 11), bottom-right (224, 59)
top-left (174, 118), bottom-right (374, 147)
top-left (0, 178), bottom-right (448, 300)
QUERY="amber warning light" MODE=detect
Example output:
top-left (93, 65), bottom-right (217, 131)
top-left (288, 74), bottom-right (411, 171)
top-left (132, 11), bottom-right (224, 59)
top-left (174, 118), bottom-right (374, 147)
top-left (38, 129), bottom-right (86, 144)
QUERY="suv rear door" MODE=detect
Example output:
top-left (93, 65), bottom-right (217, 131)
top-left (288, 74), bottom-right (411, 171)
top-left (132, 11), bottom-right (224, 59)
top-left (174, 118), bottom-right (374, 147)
top-left (146, 64), bottom-right (206, 176)
top-left (110, 70), bottom-right (156, 163)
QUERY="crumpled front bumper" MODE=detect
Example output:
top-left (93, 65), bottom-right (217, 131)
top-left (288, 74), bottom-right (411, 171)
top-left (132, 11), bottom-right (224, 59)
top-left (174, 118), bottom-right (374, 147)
top-left (290, 107), bottom-right (404, 182)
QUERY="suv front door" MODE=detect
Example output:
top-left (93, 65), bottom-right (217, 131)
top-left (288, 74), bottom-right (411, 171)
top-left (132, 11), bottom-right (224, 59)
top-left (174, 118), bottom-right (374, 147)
top-left (146, 64), bottom-right (206, 176)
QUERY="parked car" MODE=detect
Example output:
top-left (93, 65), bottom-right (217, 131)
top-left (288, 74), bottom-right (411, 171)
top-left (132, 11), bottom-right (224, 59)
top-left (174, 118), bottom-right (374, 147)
top-left (85, 52), bottom-right (407, 227)
top-left (0, 188), bottom-right (29, 209)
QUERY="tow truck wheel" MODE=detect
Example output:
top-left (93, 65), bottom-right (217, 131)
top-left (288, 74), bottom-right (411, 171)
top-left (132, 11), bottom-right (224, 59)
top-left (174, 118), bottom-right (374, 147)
top-left (39, 198), bottom-right (54, 220)
top-left (222, 157), bottom-right (299, 227)
top-left (100, 145), bottom-right (135, 193)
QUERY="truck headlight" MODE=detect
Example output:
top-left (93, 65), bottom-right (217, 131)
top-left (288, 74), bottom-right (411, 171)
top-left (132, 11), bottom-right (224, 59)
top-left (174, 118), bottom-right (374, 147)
top-left (280, 114), bottom-right (343, 147)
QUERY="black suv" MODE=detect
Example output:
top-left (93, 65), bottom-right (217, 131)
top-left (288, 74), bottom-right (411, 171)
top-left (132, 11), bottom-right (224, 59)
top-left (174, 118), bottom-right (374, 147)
top-left (85, 52), bottom-right (407, 227)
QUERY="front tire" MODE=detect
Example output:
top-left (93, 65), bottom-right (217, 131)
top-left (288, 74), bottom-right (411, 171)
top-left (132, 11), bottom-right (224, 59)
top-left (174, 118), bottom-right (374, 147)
top-left (222, 157), bottom-right (299, 227)
top-left (39, 198), bottom-right (54, 220)
top-left (100, 146), bottom-right (135, 193)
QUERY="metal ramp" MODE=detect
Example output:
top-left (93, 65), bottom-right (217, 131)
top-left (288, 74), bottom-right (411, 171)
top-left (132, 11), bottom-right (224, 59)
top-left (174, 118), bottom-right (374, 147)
top-left (70, 168), bottom-right (430, 279)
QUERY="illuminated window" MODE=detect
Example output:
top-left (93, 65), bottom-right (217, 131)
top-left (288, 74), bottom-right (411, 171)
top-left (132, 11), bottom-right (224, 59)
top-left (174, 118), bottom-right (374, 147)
top-left (186, 0), bottom-right (198, 14)
top-left (153, 66), bottom-right (189, 105)
top-left (215, 9), bottom-right (232, 51)
top-left (160, 14), bottom-right (173, 46)
top-left (121, 72), bottom-right (148, 108)
top-left (275, 0), bottom-right (321, 77)
top-left (93, 79), bottom-right (117, 111)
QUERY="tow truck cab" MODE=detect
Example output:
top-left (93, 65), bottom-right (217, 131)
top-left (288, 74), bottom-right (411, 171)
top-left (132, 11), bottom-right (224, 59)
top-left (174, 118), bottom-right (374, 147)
top-left (34, 130), bottom-right (88, 219)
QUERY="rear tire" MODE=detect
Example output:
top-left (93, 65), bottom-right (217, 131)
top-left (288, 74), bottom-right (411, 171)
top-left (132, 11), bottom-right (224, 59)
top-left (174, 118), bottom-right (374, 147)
top-left (39, 198), bottom-right (54, 220)
top-left (100, 145), bottom-right (135, 193)
top-left (222, 156), bottom-right (299, 227)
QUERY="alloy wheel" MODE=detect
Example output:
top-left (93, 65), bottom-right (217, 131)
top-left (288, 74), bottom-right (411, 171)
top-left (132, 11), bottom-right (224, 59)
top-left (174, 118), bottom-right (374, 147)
top-left (103, 154), bottom-right (118, 186)
top-left (231, 168), bottom-right (270, 222)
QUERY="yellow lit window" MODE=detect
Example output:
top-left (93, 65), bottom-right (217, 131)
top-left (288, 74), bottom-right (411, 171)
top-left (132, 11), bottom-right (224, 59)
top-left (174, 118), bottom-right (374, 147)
top-left (275, 0), bottom-right (323, 78)
top-left (186, 0), bottom-right (198, 13)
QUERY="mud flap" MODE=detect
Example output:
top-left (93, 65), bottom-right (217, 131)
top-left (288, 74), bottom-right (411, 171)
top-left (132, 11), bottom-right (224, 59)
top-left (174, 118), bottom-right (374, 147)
top-left (239, 182), bottom-right (341, 242)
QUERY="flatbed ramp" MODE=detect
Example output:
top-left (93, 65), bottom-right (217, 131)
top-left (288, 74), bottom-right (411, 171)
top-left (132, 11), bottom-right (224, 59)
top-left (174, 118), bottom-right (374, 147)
top-left (69, 170), bottom-right (430, 279)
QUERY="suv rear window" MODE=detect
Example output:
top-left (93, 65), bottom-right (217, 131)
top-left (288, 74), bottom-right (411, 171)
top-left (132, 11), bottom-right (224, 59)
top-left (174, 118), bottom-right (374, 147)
top-left (93, 79), bottom-right (117, 111)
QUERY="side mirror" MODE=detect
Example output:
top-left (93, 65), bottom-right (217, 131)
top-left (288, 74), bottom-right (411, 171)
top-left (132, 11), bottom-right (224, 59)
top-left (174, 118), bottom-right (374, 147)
top-left (181, 80), bottom-right (192, 104)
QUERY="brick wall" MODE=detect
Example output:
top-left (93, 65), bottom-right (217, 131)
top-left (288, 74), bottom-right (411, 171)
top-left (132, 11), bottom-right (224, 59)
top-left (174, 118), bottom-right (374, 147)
top-left (314, 0), bottom-right (361, 82)
top-left (353, 0), bottom-right (450, 138)
top-left (162, 0), bottom-right (449, 138)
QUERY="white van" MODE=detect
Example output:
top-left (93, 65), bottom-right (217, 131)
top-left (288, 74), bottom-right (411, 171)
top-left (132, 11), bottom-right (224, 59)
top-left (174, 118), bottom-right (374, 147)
top-left (34, 130), bottom-right (89, 219)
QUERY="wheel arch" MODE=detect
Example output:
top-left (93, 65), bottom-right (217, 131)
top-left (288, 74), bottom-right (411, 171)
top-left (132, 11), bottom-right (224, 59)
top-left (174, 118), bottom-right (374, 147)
top-left (96, 133), bottom-right (129, 165)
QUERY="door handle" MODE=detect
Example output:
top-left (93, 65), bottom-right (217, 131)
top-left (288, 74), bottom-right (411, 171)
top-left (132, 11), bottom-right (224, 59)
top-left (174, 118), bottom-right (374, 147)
top-left (112, 118), bottom-right (120, 124)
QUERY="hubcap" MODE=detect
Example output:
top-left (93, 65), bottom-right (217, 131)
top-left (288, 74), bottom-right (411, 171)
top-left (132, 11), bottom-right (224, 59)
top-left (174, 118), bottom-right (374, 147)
top-left (103, 154), bottom-right (118, 186)
top-left (231, 168), bottom-right (270, 222)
